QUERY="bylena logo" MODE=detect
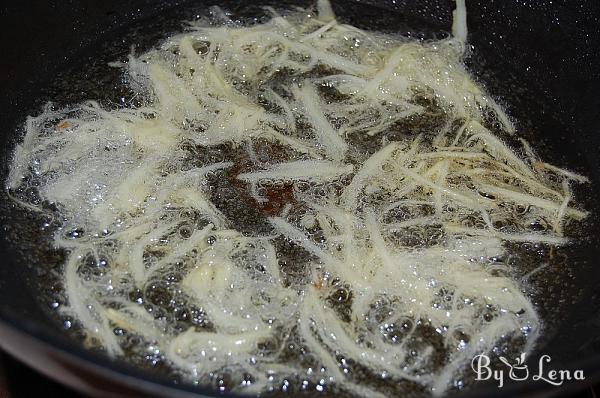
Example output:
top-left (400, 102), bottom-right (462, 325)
top-left (471, 353), bottom-right (585, 388)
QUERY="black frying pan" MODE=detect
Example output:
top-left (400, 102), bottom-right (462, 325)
top-left (1, 1), bottom-right (599, 397)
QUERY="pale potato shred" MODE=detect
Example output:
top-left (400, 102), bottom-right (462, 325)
top-left (7, 0), bottom-right (588, 396)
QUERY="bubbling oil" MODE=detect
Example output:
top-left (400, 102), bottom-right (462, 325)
top-left (4, 1), bottom-right (589, 397)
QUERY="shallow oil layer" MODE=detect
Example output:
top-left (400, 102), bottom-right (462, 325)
top-left (0, 1), bottom-right (596, 397)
